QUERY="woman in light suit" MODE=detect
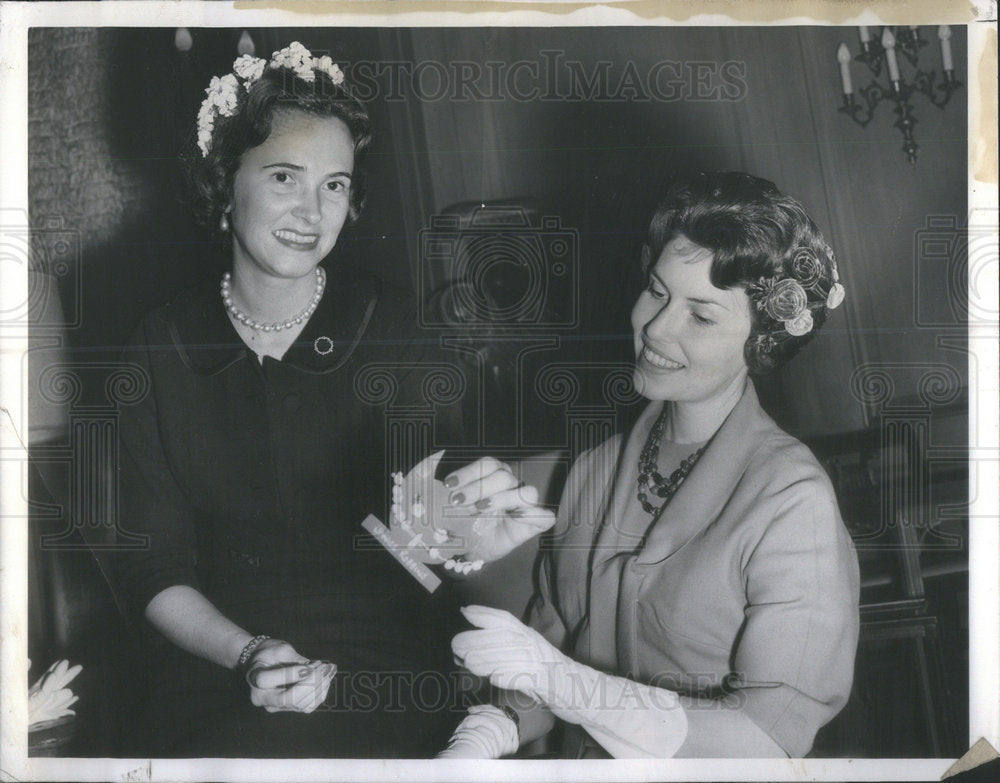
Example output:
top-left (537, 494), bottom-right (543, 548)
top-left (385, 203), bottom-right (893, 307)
top-left (438, 172), bottom-right (860, 759)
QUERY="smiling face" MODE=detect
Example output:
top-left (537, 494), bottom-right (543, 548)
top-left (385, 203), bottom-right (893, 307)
top-left (631, 235), bottom-right (753, 404)
top-left (229, 110), bottom-right (355, 281)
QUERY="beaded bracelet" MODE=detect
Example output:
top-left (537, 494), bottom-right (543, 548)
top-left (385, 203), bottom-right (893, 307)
top-left (235, 634), bottom-right (270, 670)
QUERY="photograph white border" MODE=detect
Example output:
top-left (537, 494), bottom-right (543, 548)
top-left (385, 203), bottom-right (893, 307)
top-left (2, 2), bottom-right (997, 781)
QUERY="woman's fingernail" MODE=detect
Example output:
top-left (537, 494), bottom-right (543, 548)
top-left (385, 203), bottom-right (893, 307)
top-left (444, 474), bottom-right (459, 488)
top-left (475, 497), bottom-right (492, 511)
top-left (450, 492), bottom-right (465, 506)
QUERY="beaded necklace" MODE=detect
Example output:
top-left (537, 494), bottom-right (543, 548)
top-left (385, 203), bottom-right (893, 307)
top-left (220, 267), bottom-right (325, 332)
top-left (636, 407), bottom-right (708, 515)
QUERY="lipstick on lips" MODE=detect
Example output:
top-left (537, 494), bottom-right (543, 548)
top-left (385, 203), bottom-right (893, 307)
top-left (274, 228), bottom-right (319, 251)
top-left (641, 342), bottom-right (684, 370)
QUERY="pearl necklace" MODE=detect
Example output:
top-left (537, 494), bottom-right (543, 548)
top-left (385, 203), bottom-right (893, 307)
top-left (220, 268), bottom-right (326, 332)
top-left (636, 407), bottom-right (707, 515)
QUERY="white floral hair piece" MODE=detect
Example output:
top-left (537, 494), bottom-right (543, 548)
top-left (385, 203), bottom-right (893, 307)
top-left (196, 42), bottom-right (346, 157)
top-left (268, 42), bottom-right (345, 85)
top-left (233, 53), bottom-right (266, 84)
top-left (269, 41), bottom-right (315, 81)
top-left (314, 55), bottom-right (345, 86)
top-left (196, 73), bottom-right (240, 156)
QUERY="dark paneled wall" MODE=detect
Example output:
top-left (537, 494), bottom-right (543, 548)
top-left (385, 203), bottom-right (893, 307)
top-left (394, 26), bottom-right (968, 438)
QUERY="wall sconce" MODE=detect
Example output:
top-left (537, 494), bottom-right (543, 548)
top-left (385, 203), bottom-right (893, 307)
top-left (837, 26), bottom-right (962, 164)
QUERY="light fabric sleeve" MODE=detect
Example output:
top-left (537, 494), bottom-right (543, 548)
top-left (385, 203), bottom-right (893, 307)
top-left (723, 473), bottom-right (859, 757)
top-left (525, 538), bottom-right (567, 648)
top-left (453, 605), bottom-right (688, 758)
top-left (524, 440), bottom-right (615, 649)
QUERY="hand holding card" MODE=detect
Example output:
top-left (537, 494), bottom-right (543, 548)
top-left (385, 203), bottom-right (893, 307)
top-left (390, 452), bottom-right (555, 572)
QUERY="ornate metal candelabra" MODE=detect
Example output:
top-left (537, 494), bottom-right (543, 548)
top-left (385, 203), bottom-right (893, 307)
top-left (837, 26), bottom-right (962, 164)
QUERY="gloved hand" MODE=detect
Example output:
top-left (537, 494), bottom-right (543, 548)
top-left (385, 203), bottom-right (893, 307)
top-left (436, 704), bottom-right (519, 759)
top-left (452, 605), bottom-right (572, 706)
top-left (452, 605), bottom-right (688, 758)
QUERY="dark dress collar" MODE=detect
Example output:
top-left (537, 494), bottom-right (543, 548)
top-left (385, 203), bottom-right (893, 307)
top-left (165, 264), bottom-right (381, 376)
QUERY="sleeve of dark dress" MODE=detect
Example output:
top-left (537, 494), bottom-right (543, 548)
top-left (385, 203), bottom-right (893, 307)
top-left (114, 318), bottom-right (201, 616)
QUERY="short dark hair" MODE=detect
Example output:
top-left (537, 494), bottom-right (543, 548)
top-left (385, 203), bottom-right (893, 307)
top-left (183, 66), bottom-right (372, 236)
top-left (643, 171), bottom-right (840, 374)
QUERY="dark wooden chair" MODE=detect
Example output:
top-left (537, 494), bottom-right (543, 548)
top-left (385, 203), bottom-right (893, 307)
top-left (810, 406), bottom-right (967, 758)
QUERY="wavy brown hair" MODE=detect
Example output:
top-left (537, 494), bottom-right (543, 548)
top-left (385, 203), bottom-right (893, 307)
top-left (642, 172), bottom-right (840, 374)
top-left (183, 65), bottom-right (372, 237)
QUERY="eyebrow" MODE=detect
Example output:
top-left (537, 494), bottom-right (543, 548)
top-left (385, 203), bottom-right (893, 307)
top-left (262, 163), bottom-right (352, 180)
top-left (650, 271), bottom-right (731, 311)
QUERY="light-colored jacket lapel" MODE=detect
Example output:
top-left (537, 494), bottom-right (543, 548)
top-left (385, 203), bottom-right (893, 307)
top-left (590, 400), bottom-right (663, 564)
top-left (583, 381), bottom-right (773, 672)
top-left (636, 380), bottom-right (772, 565)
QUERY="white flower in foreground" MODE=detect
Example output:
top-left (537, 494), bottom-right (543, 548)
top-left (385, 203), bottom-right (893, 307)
top-left (29, 659), bottom-right (82, 727)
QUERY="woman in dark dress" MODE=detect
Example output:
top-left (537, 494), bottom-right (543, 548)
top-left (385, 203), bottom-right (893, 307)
top-left (115, 42), bottom-right (544, 758)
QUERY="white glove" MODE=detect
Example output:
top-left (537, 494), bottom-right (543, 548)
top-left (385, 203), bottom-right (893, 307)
top-left (437, 704), bottom-right (519, 759)
top-left (452, 605), bottom-right (687, 758)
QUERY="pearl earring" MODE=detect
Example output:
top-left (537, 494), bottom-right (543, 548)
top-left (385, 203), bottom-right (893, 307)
top-left (220, 212), bottom-right (230, 232)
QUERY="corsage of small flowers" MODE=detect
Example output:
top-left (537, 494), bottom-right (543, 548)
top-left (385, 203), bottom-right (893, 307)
top-left (196, 42), bottom-right (346, 157)
top-left (749, 246), bottom-right (846, 339)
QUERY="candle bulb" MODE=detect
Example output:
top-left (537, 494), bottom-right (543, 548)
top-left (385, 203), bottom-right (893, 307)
top-left (174, 27), bottom-right (193, 53)
top-left (859, 26), bottom-right (871, 43)
top-left (882, 27), bottom-right (900, 82)
top-left (837, 43), bottom-right (853, 94)
top-left (238, 30), bottom-right (255, 56)
top-left (938, 25), bottom-right (954, 72)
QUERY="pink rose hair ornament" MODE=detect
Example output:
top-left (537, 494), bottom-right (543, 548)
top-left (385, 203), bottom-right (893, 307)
top-left (746, 242), bottom-right (846, 344)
